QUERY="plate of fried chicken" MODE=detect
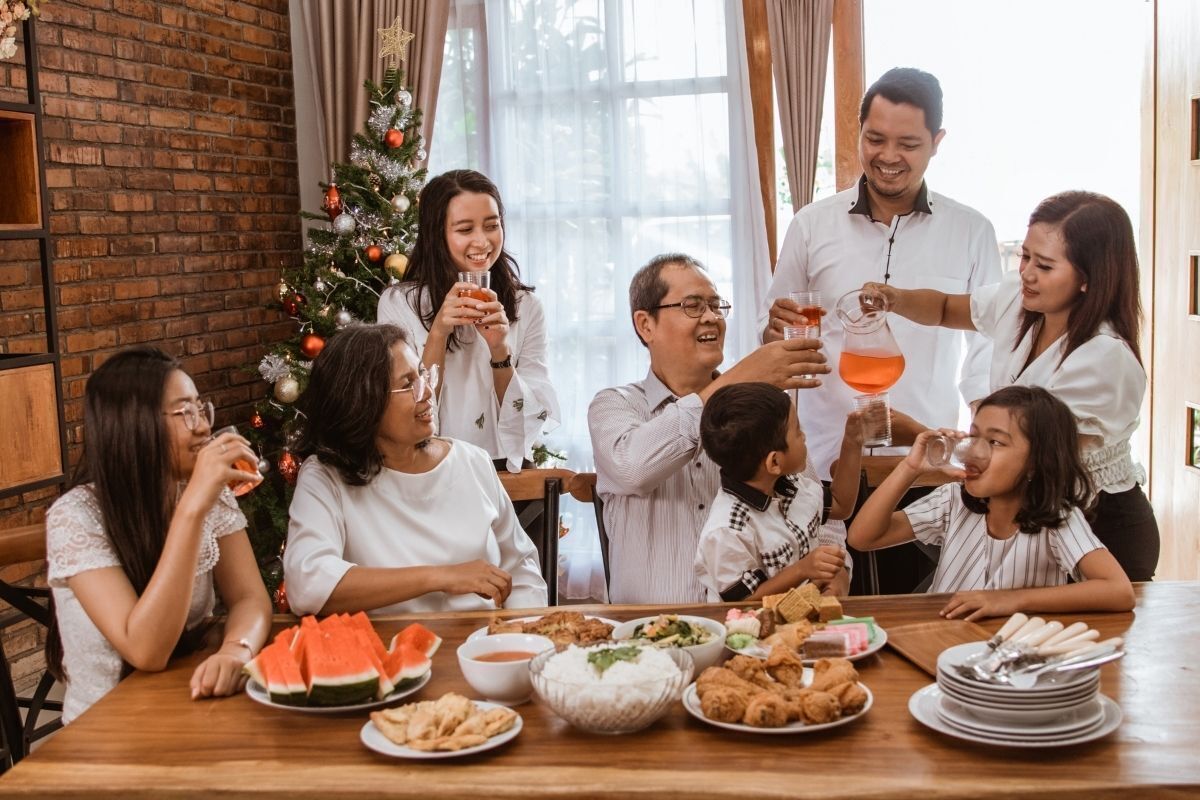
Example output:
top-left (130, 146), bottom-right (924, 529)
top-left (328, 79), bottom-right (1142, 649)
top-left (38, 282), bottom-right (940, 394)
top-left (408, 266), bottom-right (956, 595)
top-left (683, 649), bottom-right (872, 733)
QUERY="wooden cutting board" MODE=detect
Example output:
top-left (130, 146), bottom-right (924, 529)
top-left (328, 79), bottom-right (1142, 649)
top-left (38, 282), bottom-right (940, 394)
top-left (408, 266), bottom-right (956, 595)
top-left (885, 619), bottom-right (992, 676)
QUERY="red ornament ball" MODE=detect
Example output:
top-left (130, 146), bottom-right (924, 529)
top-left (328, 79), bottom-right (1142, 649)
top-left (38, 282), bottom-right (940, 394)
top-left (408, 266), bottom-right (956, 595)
top-left (321, 183), bottom-right (342, 221)
top-left (300, 332), bottom-right (326, 359)
top-left (365, 245), bottom-right (383, 263)
top-left (281, 292), bottom-right (306, 316)
top-left (274, 580), bottom-right (290, 614)
top-left (384, 128), bottom-right (404, 148)
top-left (278, 450), bottom-right (300, 484)
top-left (250, 411), bottom-right (265, 429)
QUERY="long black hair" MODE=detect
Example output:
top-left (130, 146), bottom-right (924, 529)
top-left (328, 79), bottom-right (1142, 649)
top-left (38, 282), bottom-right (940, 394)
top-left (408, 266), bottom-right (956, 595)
top-left (961, 385), bottom-right (1093, 533)
top-left (297, 324), bottom-right (411, 485)
top-left (397, 169), bottom-right (533, 351)
top-left (1018, 191), bottom-right (1142, 365)
top-left (47, 346), bottom-right (212, 680)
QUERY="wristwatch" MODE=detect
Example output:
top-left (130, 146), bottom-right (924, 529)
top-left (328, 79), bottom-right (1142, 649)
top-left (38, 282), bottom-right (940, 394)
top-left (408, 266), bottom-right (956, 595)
top-left (490, 354), bottom-right (513, 369)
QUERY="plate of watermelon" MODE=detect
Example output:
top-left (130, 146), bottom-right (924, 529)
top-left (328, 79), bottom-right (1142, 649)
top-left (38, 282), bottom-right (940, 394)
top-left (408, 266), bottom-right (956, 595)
top-left (243, 612), bottom-right (441, 713)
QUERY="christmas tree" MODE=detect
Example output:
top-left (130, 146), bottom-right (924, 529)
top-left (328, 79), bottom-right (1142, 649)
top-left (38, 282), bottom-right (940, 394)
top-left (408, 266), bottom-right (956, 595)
top-left (240, 22), bottom-right (425, 600)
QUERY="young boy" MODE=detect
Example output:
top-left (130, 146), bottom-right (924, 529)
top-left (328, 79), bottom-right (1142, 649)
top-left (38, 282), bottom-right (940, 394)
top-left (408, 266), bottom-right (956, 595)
top-left (694, 382), bottom-right (862, 601)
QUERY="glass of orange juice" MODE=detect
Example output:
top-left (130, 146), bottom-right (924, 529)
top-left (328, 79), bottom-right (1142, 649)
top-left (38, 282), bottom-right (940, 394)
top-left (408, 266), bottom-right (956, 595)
top-left (213, 425), bottom-right (263, 496)
top-left (458, 271), bottom-right (492, 304)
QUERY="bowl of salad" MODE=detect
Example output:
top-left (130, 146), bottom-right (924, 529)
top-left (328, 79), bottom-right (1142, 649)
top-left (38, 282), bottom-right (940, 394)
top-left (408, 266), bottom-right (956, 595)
top-left (611, 614), bottom-right (726, 671)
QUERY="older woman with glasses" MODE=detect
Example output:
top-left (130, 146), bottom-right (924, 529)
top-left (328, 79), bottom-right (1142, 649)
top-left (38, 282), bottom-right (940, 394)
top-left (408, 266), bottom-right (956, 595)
top-left (45, 347), bottom-right (272, 724)
top-left (283, 324), bottom-right (547, 616)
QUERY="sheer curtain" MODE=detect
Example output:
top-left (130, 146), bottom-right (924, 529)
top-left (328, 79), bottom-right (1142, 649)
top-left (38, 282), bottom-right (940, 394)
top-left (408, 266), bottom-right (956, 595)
top-left (431, 0), bottom-right (769, 600)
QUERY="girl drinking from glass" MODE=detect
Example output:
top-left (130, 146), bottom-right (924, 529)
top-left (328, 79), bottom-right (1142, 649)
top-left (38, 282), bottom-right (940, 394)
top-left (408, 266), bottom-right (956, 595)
top-left (377, 169), bottom-right (559, 472)
top-left (861, 191), bottom-right (1157, 580)
top-left (848, 386), bottom-right (1134, 621)
top-left (45, 347), bottom-right (271, 723)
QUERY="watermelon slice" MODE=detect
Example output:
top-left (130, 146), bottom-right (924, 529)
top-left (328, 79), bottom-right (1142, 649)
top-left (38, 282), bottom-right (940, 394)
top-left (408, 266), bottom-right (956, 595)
top-left (245, 641), bottom-right (306, 706)
top-left (297, 627), bottom-right (379, 706)
top-left (350, 628), bottom-right (396, 699)
top-left (344, 611), bottom-right (389, 662)
top-left (382, 641), bottom-right (431, 689)
top-left (388, 622), bottom-right (442, 659)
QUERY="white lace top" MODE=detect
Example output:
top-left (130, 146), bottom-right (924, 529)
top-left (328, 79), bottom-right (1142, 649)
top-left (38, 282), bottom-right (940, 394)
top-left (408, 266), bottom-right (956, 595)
top-left (45, 484), bottom-right (246, 724)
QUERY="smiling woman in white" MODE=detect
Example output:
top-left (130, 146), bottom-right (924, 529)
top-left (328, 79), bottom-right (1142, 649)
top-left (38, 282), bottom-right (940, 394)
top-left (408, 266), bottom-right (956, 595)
top-left (860, 191), bottom-right (1159, 581)
top-left (283, 324), bottom-right (547, 617)
top-left (377, 169), bottom-right (559, 473)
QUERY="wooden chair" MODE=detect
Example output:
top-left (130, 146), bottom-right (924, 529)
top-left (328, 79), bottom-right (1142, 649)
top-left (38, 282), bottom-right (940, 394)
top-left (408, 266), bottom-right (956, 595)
top-left (852, 456), bottom-right (955, 595)
top-left (0, 524), bottom-right (63, 771)
top-left (564, 473), bottom-right (608, 591)
top-left (497, 468), bottom-right (578, 606)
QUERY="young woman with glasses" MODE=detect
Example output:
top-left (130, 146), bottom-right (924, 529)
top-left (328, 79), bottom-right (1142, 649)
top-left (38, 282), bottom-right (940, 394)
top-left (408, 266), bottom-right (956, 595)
top-left (283, 324), bottom-right (547, 616)
top-left (377, 169), bottom-right (559, 473)
top-left (44, 347), bottom-right (271, 724)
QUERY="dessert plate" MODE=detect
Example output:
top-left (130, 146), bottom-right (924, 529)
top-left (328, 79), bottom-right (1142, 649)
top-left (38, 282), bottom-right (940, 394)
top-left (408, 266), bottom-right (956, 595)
top-left (725, 624), bottom-right (887, 664)
top-left (360, 701), bottom-right (522, 759)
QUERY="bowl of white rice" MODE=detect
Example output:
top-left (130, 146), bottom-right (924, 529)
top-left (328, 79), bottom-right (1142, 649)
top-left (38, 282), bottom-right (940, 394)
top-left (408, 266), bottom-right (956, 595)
top-left (529, 642), bottom-right (693, 734)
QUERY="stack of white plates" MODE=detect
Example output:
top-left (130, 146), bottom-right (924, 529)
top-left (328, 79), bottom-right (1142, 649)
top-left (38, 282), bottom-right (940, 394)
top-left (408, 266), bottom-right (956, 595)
top-left (908, 641), bottom-right (1122, 747)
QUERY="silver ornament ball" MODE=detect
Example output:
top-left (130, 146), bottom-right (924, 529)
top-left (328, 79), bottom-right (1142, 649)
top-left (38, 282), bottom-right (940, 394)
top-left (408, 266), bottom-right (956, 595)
top-left (391, 194), bottom-right (411, 213)
top-left (398, 90), bottom-right (412, 107)
top-left (256, 457), bottom-right (271, 474)
top-left (416, 148), bottom-right (427, 161)
top-left (332, 212), bottom-right (356, 235)
top-left (334, 309), bottom-right (354, 329)
top-left (273, 376), bottom-right (301, 404)
top-left (313, 278), bottom-right (328, 293)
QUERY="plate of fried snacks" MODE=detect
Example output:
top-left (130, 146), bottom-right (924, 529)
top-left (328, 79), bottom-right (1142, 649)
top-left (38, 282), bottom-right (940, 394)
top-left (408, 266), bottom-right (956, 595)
top-left (723, 585), bottom-right (886, 664)
top-left (682, 651), bottom-right (872, 733)
top-left (362, 693), bottom-right (522, 759)
top-left (468, 610), bottom-right (619, 646)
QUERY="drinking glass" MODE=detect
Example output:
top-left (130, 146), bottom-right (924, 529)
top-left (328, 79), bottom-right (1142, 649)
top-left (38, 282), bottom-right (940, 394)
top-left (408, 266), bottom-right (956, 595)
top-left (458, 271), bottom-right (492, 304)
top-left (788, 290), bottom-right (824, 333)
top-left (926, 434), bottom-right (991, 472)
top-left (213, 425), bottom-right (263, 496)
top-left (783, 323), bottom-right (821, 382)
top-left (853, 394), bottom-right (892, 449)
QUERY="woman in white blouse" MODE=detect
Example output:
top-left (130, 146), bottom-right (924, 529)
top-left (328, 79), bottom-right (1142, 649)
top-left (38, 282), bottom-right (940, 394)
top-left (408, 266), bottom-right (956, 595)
top-left (377, 169), bottom-right (559, 473)
top-left (283, 324), bottom-right (547, 616)
top-left (862, 191), bottom-right (1158, 580)
top-left (45, 347), bottom-right (271, 724)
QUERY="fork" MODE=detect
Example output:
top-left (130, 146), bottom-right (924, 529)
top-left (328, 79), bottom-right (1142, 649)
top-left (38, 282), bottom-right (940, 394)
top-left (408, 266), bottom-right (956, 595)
top-left (1003, 640), bottom-right (1124, 689)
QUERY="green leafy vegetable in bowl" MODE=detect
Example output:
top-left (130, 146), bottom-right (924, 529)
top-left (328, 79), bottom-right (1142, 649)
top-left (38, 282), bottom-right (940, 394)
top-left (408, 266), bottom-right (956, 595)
top-left (630, 615), bottom-right (714, 647)
top-left (586, 645), bottom-right (642, 675)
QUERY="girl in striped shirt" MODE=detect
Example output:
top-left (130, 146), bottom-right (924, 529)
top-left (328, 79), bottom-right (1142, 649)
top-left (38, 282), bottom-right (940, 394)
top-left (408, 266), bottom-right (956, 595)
top-left (848, 386), bottom-right (1134, 621)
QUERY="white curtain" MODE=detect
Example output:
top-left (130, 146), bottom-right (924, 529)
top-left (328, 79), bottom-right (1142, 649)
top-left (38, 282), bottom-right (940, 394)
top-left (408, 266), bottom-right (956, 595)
top-left (431, 0), bottom-right (769, 601)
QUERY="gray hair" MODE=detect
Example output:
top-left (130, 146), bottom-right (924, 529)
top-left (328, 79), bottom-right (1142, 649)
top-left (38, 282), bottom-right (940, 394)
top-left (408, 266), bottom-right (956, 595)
top-left (628, 253), bottom-right (707, 347)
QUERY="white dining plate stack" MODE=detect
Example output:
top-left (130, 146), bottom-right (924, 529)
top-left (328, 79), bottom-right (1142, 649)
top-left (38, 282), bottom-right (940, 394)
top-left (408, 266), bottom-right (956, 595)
top-left (908, 642), bottom-right (1122, 747)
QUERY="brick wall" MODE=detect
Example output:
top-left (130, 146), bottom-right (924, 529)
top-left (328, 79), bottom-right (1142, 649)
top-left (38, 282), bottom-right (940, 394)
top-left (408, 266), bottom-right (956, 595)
top-left (0, 0), bottom-right (299, 689)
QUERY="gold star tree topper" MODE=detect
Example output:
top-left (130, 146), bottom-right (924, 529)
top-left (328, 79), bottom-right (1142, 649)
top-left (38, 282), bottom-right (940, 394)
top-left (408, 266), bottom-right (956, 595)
top-left (378, 18), bottom-right (415, 66)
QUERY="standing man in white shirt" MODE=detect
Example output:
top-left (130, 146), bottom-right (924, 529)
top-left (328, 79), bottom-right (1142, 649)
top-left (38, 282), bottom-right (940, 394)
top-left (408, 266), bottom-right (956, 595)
top-left (589, 253), bottom-right (836, 604)
top-left (760, 67), bottom-right (1002, 593)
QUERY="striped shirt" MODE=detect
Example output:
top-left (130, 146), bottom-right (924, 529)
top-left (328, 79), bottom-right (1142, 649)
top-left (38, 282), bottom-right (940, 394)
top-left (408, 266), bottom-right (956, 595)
top-left (588, 370), bottom-right (718, 604)
top-left (904, 483), bottom-right (1104, 593)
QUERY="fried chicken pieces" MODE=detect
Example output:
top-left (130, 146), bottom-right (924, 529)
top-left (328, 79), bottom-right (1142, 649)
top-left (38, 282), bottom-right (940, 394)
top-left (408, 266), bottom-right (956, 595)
top-left (487, 611), bottom-right (613, 646)
top-left (694, 650), bottom-right (867, 728)
top-left (370, 693), bottom-right (518, 752)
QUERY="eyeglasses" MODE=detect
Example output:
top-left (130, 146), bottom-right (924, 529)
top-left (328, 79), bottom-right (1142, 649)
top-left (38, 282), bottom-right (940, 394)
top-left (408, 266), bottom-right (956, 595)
top-left (165, 399), bottom-right (215, 432)
top-left (390, 364), bottom-right (440, 400)
top-left (650, 295), bottom-right (732, 319)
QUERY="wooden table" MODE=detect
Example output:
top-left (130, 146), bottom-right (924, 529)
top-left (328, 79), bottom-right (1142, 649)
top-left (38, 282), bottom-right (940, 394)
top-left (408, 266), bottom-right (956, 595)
top-left (0, 583), bottom-right (1197, 799)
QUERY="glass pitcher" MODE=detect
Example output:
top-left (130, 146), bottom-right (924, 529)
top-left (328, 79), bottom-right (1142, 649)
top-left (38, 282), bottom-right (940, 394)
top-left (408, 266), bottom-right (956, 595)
top-left (835, 289), bottom-right (906, 446)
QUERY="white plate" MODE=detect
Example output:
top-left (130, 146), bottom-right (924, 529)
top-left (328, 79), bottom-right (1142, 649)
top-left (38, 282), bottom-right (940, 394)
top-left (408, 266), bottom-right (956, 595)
top-left (937, 642), bottom-right (1099, 693)
top-left (937, 679), bottom-right (1098, 717)
top-left (360, 701), bottom-right (522, 759)
top-left (681, 680), bottom-right (872, 734)
top-left (937, 666), bottom-right (1100, 700)
top-left (466, 615), bottom-right (621, 642)
top-left (909, 683), bottom-right (1122, 748)
top-left (246, 671), bottom-right (430, 714)
top-left (725, 624), bottom-right (888, 664)
top-left (937, 691), bottom-right (1105, 736)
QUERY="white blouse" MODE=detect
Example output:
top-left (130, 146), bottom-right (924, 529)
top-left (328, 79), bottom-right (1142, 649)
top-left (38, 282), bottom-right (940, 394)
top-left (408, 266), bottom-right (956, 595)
top-left (904, 483), bottom-right (1105, 593)
top-left (284, 438), bottom-right (548, 616)
top-left (377, 284), bottom-right (560, 472)
top-left (46, 484), bottom-right (245, 724)
top-left (970, 270), bottom-right (1146, 493)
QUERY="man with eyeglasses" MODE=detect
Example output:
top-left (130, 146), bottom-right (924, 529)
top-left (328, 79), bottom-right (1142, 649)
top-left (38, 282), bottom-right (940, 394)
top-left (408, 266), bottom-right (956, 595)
top-left (759, 67), bottom-right (1001, 594)
top-left (589, 253), bottom-right (832, 604)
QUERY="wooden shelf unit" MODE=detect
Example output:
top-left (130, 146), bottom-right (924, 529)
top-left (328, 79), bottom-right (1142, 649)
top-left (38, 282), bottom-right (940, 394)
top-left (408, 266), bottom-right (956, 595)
top-left (0, 16), bottom-right (66, 500)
